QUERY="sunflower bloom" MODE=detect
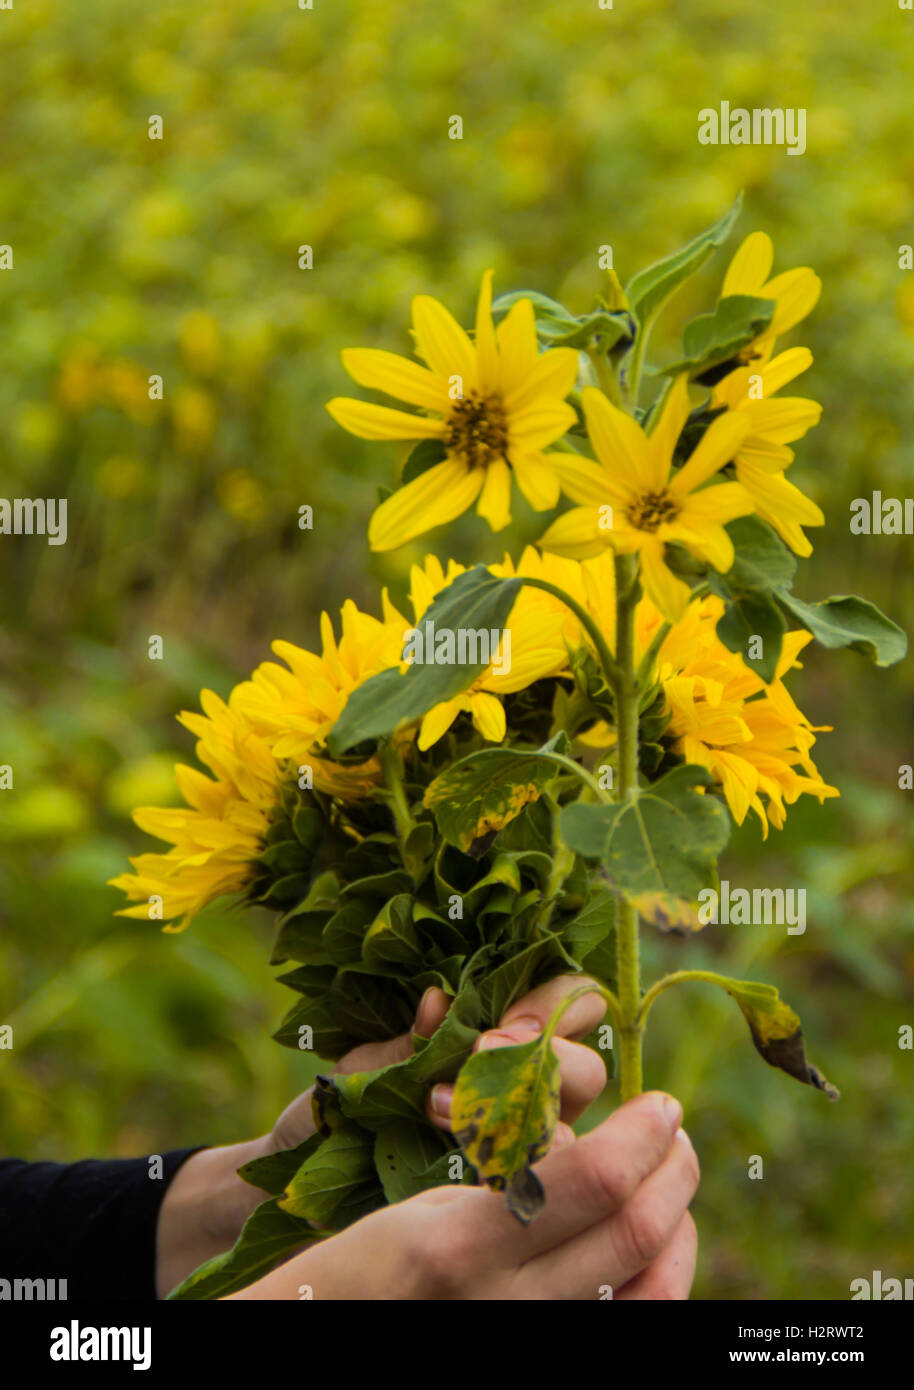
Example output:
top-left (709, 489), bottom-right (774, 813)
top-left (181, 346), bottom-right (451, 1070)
top-left (108, 692), bottom-right (280, 931)
top-left (712, 345), bottom-right (825, 556)
top-left (654, 596), bottom-right (838, 834)
top-left (326, 271), bottom-right (578, 549)
top-left (540, 374), bottom-right (755, 621)
top-left (721, 231), bottom-right (821, 362)
top-left (232, 600), bottom-right (407, 798)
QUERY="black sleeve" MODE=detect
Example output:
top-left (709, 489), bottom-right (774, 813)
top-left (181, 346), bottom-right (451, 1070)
top-left (0, 1149), bottom-right (204, 1300)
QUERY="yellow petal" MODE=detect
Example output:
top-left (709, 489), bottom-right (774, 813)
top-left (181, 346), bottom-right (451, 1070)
top-left (474, 269), bottom-right (499, 390)
top-left (496, 298), bottom-right (538, 394)
top-left (722, 231), bottom-right (774, 297)
top-left (412, 294), bottom-right (478, 391)
top-left (764, 267), bottom-right (822, 336)
top-left (503, 346), bottom-right (579, 413)
top-left (736, 460), bottom-right (824, 532)
top-left (666, 515), bottom-right (735, 573)
top-left (581, 387), bottom-right (657, 491)
top-left (646, 373), bottom-right (691, 481)
top-left (742, 396), bottom-right (822, 445)
top-left (671, 412), bottom-right (751, 496)
top-left (681, 480), bottom-right (755, 525)
top-left (476, 457), bottom-right (512, 531)
top-left (418, 698), bottom-right (464, 750)
top-left (508, 450), bottom-right (561, 510)
top-left (639, 536), bottom-right (691, 622)
top-left (761, 346), bottom-right (813, 395)
top-left (368, 457), bottom-right (482, 551)
top-left (326, 397), bottom-right (446, 441)
top-left (539, 505), bottom-right (609, 558)
top-left (551, 450), bottom-right (629, 509)
top-left (340, 349), bottom-right (449, 412)
top-left (470, 691), bottom-right (507, 743)
top-left (509, 400), bottom-right (577, 448)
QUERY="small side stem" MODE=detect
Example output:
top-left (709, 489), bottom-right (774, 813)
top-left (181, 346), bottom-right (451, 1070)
top-left (378, 742), bottom-right (414, 845)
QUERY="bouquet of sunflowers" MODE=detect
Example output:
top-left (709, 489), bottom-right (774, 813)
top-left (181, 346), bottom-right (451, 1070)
top-left (111, 199), bottom-right (905, 1298)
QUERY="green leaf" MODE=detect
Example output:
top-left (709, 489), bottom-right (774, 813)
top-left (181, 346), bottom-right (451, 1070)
top-left (362, 893), bottom-right (423, 969)
top-left (424, 732), bottom-right (571, 853)
top-left (492, 289), bottom-right (633, 350)
top-left (373, 1121), bottom-right (453, 1203)
top-left (327, 566), bottom-right (522, 755)
top-left (561, 889), bottom-right (617, 985)
top-left (236, 1133), bottom-right (324, 1196)
top-left (451, 1032), bottom-right (561, 1223)
top-left (166, 1196), bottom-right (323, 1300)
top-left (776, 593), bottom-right (908, 667)
top-left (278, 1119), bottom-right (382, 1228)
top-left (715, 588), bottom-right (787, 683)
top-left (709, 519), bottom-right (907, 672)
top-left (687, 973), bottom-right (839, 1100)
top-left (663, 293), bottom-right (775, 376)
top-left (560, 765), bottom-right (731, 932)
top-left (625, 195), bottom-right (743, 331)
top-left (333, 981), bottom-right (482, 1129)
top-left (478, 936), bottom-right (569, 1021)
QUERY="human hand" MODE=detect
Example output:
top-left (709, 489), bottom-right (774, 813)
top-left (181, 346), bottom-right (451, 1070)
top-left (229, 1090), bottom-right (699, 1300)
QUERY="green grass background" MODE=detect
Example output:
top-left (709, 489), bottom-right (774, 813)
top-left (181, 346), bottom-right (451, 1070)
top-left (1, 0), bottom-right (912, 1299)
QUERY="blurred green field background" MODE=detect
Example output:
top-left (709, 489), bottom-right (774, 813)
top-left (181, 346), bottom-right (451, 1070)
top-left (1, 0), bottom-right (913, 1299)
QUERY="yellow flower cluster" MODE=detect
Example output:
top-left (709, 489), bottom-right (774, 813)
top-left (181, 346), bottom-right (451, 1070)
top-left (112, 230), bottom-right (836, 932)
top-left (328, 235), bottom-right (824, 620)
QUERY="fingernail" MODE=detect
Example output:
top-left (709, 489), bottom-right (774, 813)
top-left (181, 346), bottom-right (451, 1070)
top-left (662, 1095), bottom-right (683, 1131)
top-left (503, 1015), bottom-right (542, 1037)
top-left (674, 1127), bottom-right (693, 1150)
top-left (430, 1084), bottom-right (452, 1120)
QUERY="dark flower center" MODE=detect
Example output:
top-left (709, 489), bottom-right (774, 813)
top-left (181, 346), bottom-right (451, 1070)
top-left (627, 490), bottom-right (680, 533)
top-left (446, 391), bottom-right (508, 468)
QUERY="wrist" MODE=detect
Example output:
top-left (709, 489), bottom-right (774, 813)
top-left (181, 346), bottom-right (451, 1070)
top-left (155, 1135), bottom-right (272, 1297)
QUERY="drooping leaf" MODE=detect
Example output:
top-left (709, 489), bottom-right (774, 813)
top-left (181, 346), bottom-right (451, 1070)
top-left (451, 1032), bottom-right (561, 1224)
top-left (624, 195), bottom-right (743, 332)
top-left (688, 972), bottom-right (839, 1100)
top-left (166, 1196), bottom-right (323, 1300)
top-left (424, 732), bottom-right (571, 853)
top-left (560, 765), bottom-right (731, 931)
top-left (327, 567), bottom-right (522, 755)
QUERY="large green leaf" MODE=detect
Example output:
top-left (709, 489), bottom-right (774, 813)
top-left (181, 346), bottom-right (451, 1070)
top-left (560, 765), bottom-right (731, 931)
top-left (166, 1196), bottom-right (323, 1300)
top-left (707, 517), bottom-right (906, 675)
top-left (327, 566), bottom-right (522, 755)
top-left (776, 593), bottom-right (907, 666)
top-left (451, 1032), bottom-right (561, 1223)
top-left (424, 732), bottom-right (572, 854)
top-left (624, 195), bottom-right (742, 331)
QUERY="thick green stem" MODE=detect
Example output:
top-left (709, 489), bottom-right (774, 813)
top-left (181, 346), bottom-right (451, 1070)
top-left (612, 552), bottom-right (644, 1100)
